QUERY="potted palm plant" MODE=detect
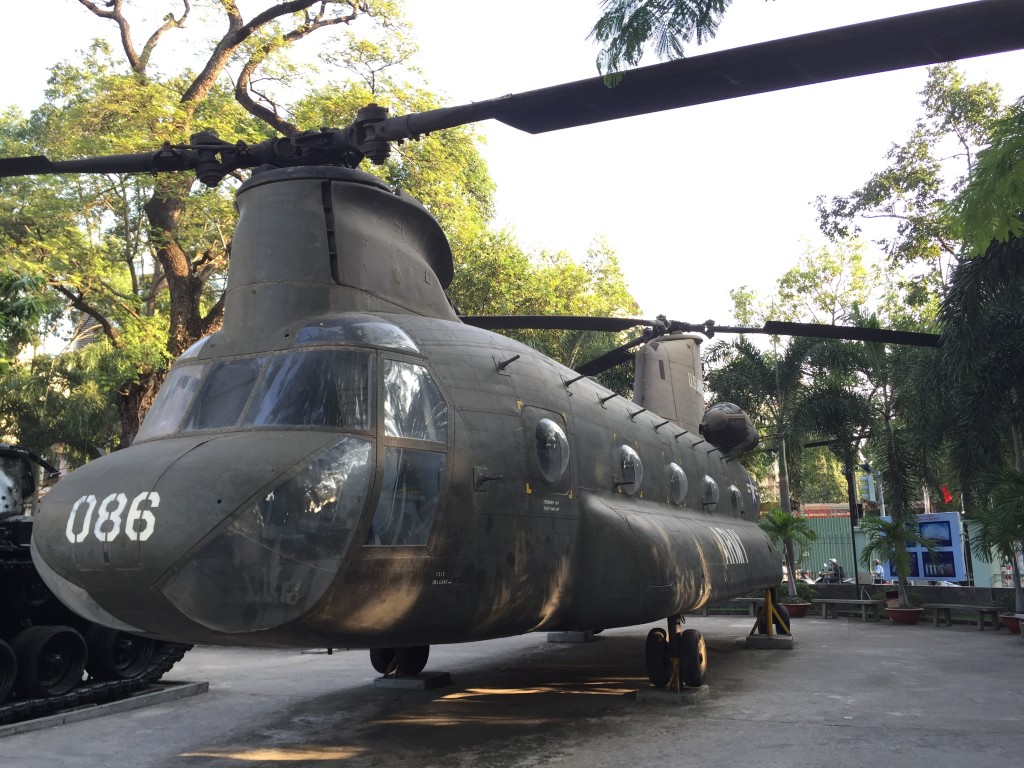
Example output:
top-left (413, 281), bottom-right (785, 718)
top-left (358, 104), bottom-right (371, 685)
top-left (859, 514), bottom-right (937, 624)
top-left (970, 465), bottom-right (1024, 633)
top-left (759, 508), bottom-right (818, 617)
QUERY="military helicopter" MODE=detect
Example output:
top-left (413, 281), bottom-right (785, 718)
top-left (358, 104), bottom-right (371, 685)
top-left (1, 0), bottom-right (1019, 690)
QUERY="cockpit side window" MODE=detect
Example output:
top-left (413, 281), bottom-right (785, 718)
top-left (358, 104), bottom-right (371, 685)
top-left (382, 360), bottom-right (447, 442)
top-left (245, 350), bottom-right (373, 430)
top-left (183, 357), bottom-right (264, 432)
top-left (135, 363), bottom-right (207, 441)
top-left (366, 359), bottom-right (448, 547)
top-left (365, 448), bottom-right (444, 546)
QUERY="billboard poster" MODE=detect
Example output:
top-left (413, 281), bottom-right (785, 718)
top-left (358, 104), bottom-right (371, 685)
top-left (882, 512), bottom-right (965, 583)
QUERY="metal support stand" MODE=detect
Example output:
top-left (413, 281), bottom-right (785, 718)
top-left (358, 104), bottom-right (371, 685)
top-left (750, 587), bottom-right (791, 637)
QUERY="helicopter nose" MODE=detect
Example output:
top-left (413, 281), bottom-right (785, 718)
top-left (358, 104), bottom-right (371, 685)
top-left (32, 431), bottom-right (370, 638)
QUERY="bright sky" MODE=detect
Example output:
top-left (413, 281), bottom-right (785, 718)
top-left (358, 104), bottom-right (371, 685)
top-left (3, 1), bottom-right (1023, 323)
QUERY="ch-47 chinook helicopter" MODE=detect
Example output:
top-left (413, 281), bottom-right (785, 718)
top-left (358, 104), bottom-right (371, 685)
top-left (0, 0), bottom-right (1019, 690)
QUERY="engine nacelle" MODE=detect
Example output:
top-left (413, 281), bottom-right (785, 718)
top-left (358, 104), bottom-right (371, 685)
top-left (699, 403), bottom-right (759, 455)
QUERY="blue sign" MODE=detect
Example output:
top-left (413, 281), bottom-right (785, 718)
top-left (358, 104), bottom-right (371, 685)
top-left (882, 512), bottom-right (965, 583)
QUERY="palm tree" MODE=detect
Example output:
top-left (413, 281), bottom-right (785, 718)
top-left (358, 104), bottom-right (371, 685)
top-left (970, 466), bottom-right (1024, 612)
top-left (758, 508), bottom-right (818, 600)
top-left (705, 335), bottom-right (832, 512)
top-left (859, 515), bottom-right (938, 608)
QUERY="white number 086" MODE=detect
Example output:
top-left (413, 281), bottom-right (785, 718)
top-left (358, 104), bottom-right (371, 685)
top-left (65, 492), bottom-right (159, 544)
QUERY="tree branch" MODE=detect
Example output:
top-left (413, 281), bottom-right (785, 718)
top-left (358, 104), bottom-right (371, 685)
top-left (53, 284), bottom-right (121, 346)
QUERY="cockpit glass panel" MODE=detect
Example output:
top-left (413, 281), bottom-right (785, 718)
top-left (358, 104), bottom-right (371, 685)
top-left (383, 360), bottom-right (447, 441)
top-left (182, 357), bottom-right (263, 432)
top-left (365, 447), bottom-right (444, 546)
top-left (161, 437), bottom-right (372, 632)
top-left (245, 350), bottom-right (373, 430)
top-left (297, 315), bottom-right (419, 353)
top-left (135, 363), bottom-right (207, 441)
top-left (178, 334), bottom-right (213, 361)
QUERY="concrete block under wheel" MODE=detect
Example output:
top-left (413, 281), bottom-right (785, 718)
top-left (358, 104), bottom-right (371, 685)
top-left (373, 671), bottom-right (452, 689)
top-left (546, 630), bottom-right (594, 643)
top-left (634, 684), bottom-right (710, 704)
top-left (745, 635), bottom-right (794, 650)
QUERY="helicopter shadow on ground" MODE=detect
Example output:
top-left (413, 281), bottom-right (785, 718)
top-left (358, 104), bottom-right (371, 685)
top-left (174, 626), bottom-right (750, 767)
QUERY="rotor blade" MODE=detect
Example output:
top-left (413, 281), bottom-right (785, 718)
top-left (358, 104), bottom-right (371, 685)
top-left (460, 315), bottom-right (652, 332)
top-left (574, 335), bottom-right (648, 377)
top-left (715, 321), bottom-right (940, 347)
top-left (372, 0), bottom-right (1024, 138)
top-left (0, 156), bottom-right (55, 176)
top-left (0, 149), bottom-right (203, 179)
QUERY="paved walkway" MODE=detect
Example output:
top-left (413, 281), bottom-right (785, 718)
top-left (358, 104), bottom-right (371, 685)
top-left (1, 615), bottom-right (1021, 767)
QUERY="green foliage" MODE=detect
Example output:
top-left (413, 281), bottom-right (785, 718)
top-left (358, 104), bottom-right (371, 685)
top-left (817, 64), bottom-right (1006, 294)
top-left (858, 514), bottom-right (937, 609)
top-left (957, 97), bottom-right (1024, 255)
top-left (589, 0), bottom-right (733, 75)
top-left (790, 580), bottom-right (817, 604)
top-left (759, 507), bottom-right (817, 599)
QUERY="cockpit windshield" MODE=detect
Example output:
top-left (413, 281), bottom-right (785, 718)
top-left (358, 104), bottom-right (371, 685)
top-left (135, 349), bottom-right (374, 441)
top-left (244, 350), bottom-right (372, 429)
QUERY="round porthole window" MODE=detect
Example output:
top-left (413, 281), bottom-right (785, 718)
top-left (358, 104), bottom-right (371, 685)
top-left (536, 418), bottom-right (570, 483)
top-left (668, 463), bottom-right (688, 505)
top-left (702, 475), bottom-right (720, 510)
top-left (619, 445), bottom-right (643, 494)
top-left (730, 485), bottom-right (743, 513)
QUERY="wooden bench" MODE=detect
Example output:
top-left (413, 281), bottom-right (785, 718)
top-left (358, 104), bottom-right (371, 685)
top-left (692, 597), bottom-right (765, 617)
top-left (812, 598), bottom-right (884, 621)
top-left (729, 597), bottom-right (765, 616)
top-left (921, 603), bottom-right (1001, 631)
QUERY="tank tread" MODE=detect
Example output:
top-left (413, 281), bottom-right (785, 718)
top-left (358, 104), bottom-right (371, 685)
top-left (0, 640), bottom-right (192, 726)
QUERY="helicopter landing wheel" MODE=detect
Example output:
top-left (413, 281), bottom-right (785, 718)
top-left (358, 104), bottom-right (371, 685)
top-left (369, 647), bottom-right (396, 675)
top-left (644, 627), bottom-right (672, 688)
top-left (395, 645), bottom-right (429, 676)
top-left (678, 629), bottom-right (707, 687)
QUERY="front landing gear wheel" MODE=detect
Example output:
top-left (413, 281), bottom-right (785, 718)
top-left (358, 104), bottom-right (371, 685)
top-left (679, 629), bottom-right (707, 687)
top-left (369, 647), bottom-right (396, 675)
top-left (645, 627), bottom-right (671, 688)
top-left (395, 645), bottom-right (429, 676)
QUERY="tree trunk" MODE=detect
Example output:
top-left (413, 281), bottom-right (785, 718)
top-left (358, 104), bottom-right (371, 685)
top-left (784, 538), bottom-right (798, 599)
top-left (115, 370), bottom-right (162, 448)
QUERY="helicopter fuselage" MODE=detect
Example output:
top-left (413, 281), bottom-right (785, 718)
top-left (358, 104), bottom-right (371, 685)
top-left (30, 166), bottom-right (779, 650)
top-left (32, 314), bottom-right (777, 648)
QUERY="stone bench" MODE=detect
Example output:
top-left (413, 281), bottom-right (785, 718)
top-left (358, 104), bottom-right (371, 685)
top-left (921, 603), bottom-right (1001, 631)
top-left (811, 598), bottom-right (884, 621)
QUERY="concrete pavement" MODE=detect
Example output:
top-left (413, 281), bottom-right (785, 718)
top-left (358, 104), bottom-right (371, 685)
top-left (1, 613), bottom-right (1021, 767)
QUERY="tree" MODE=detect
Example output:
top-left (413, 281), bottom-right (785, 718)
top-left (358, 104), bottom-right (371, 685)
top-left (816, 65), bottom-right (1007, 304)
top-left (589, 0), bottom-right (735, 75)
top-left (859, 514), bottom-right (936, 609)
top-left (969, 466), bottom-right (1024, 613)
top-left (758, 507), bottom-right (817, 600)
top-left (0, 2), bottom-right (642, 455)
top-left (0, 1), bottom-right (413, 447)
top-left (705, 335), bottom-right (840, 511)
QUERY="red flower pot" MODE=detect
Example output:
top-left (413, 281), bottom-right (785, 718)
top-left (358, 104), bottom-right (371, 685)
top-left (887, 607), bottom-right (924, 625)
top-left (782, 602), bottom-right (810, 618)
top-left (1000, 614), bottom-right (1021, 634)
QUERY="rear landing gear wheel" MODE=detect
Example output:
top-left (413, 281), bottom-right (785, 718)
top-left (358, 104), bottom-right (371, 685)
top-left (679, 629), bottom-right (707, 687)
top-left (369, 647), bottom-right (396, 675)
top-left (395, 645), bottom-right (429, 676)
top-left (645, 627), bottom-right (671, 688)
